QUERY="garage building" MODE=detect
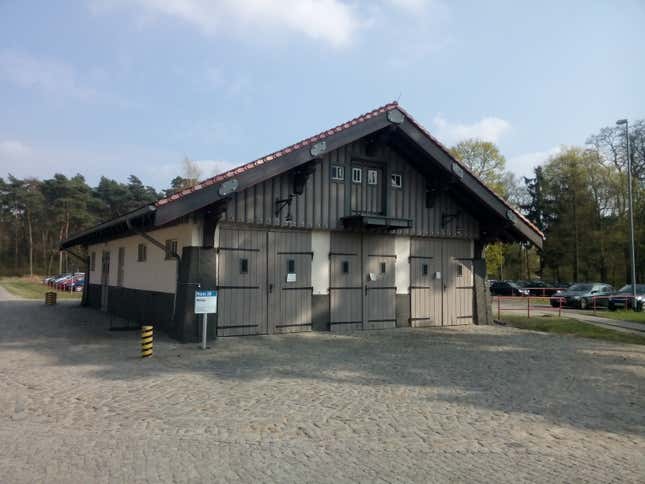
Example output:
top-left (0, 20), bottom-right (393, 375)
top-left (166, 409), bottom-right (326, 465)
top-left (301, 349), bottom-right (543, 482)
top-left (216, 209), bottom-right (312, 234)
top-left (61, 103), bottom-right (543, 341)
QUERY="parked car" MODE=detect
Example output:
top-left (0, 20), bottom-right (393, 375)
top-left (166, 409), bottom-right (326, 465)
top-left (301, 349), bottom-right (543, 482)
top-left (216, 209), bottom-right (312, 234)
top-left (490, 280), bottom-right (530, 296)
top-left (608, 284), bottom-right (645, 311)
top-left (60, 276), bottom-right (85, 292)
top-left (549, 282), bottom-right (615, 309)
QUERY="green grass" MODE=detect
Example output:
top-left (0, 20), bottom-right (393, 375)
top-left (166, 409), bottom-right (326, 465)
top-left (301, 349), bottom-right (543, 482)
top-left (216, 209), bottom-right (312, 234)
top-left (594, 310), bottom-right (645, 325)
top-left (0, 277), bottom-right (82, 300)
top-left (502, 315), bottom-right (645, 345)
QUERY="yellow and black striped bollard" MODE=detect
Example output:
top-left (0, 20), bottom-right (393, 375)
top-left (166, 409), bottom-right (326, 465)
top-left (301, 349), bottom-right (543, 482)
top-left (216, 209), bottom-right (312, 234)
top-left (45, 291), bottom-right (57, 305)
top-left (141, 325), bottom-right (153, 358)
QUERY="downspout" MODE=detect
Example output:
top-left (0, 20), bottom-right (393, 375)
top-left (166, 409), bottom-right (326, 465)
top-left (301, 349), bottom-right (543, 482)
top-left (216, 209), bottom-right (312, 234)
top-left (126, 219), bottom-right (181, 322)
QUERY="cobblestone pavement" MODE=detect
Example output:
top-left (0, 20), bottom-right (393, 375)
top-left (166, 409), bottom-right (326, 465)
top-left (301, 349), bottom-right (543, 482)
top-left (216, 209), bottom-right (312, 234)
top-left (1, 300), bottom-right (644, 483)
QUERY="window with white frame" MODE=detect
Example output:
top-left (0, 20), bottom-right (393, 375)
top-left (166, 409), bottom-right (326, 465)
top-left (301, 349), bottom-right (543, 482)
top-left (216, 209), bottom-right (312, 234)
top-left (331, 165), bottom-right (344, 181)
top-left (352, 167), bottom-right (362, 184)
top-left (367, 169), bottom-right (378, 185)
top-left (391, 173), bottom-right (402, 188)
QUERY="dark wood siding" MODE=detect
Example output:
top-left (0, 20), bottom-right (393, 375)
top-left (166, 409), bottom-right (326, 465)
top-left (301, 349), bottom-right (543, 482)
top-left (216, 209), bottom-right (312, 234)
top-left (222, 137), bottom-right (478, 238)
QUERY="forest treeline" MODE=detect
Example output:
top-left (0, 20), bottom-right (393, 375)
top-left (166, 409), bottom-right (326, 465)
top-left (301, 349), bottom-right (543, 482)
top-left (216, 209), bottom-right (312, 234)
top-left (1, 120), bottom-right (644, 286)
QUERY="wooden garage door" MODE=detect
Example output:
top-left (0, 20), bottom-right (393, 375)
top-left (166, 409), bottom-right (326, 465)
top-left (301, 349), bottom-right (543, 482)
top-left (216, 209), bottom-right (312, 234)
top-left (409, 238), bottom-right (474, 327)
top-left (329, 232), bottom-right (396, 331)
top-left (329, 233), bottom-right (363, 332)
top-left (409, 239), bottom-right (442, 327)
top-left (443, 239), bottom-right (474, 326)
top-left (268, 231), bottom-right (313, 334)
top-left (364, 235), bottom-right (396, 330)
top-left (217, 228), bottom-right (267, 336)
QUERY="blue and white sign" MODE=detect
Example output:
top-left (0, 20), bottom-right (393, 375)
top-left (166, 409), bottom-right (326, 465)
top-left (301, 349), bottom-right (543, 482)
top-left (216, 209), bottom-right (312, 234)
top-left (195, 290), bottom-right (218, 314)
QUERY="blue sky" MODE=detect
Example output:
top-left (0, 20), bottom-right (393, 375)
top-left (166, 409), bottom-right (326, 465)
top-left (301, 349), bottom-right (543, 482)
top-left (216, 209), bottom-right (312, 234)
top-left (1, 0), bottom-right (643, 189)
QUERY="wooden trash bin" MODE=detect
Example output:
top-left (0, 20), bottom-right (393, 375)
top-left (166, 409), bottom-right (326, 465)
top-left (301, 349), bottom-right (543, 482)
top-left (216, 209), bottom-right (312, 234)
top-left (45, 291), bottom-right (57, 305)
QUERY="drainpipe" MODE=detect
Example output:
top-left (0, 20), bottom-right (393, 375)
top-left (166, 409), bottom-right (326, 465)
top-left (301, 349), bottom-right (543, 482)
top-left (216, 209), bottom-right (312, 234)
top-left (126, 219), bottom-right (181, 322)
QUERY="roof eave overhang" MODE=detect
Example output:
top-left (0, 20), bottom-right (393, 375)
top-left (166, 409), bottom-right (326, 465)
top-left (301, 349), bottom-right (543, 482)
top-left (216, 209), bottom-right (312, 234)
top-left (394, 119), bottom-right (543, 249)
top-left (61, 104), bottom-right (543, 250)
top-left (59, 205), bottom-right (156, 249)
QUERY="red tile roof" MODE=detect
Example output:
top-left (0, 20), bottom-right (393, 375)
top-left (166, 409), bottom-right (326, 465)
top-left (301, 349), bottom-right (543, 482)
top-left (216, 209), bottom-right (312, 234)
top-left (155, 101), bottom-right (543, 239)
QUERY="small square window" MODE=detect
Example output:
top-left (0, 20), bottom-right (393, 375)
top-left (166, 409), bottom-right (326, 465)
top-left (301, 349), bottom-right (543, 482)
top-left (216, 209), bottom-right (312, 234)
top-left (422, 263), bottom-right (429, 276)
top-left (137, 244), bottom-right (147, 262)
top-left (342, 260), bottom-right (349, 273)
top-left (380, 262), bottom-right (386, 273)
top-left (331, 165), bottom-right (344, 181)
top-left (240, 258), bottom-right (248, 274)
top-left (287, 259), bottom-right (295, 273)
top-left (391, 173), bottom-right (402, 188)
top-left (352, 167), bottom-right (362, 184)
top-left (456, 264), bottom-right (463, 277)
top-left (367, 169), bottom-right (378, 185)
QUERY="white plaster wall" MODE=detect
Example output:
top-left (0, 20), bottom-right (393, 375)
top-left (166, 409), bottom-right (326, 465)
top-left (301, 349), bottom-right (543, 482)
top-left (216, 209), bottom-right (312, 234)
top-left (87, 221), bottom-right (199, 294)
top-left (395, 235), bottom-right (410, 294)
top-left (311, 230), bottom-right (330, 295)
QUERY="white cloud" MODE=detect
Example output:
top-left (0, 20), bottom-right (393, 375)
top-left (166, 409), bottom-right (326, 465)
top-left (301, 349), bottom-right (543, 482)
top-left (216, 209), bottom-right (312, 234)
top-left (508, 146), bottom-right (563, 179)
top-left (93, 0), bottom-right (362, 48)
top-left (0, 49), bottom-right (97, 101)
top-left (431, 115), bottom-right (511, 145)
top-left (0, 139), bottom-right (33, 159)
top-left (386, 0), bottom-right (431, 13)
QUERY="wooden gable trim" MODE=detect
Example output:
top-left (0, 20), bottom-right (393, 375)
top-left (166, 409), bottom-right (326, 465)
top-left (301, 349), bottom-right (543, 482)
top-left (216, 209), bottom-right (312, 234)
top-left (153, 113), bottom-right (393, 227)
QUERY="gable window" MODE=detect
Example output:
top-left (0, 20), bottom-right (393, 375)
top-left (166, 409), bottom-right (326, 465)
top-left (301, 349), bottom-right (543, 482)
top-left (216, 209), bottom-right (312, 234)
top-left (137, 243), bottom-right (147, 262)
top-left (331, 165), bottom-right (344, 181)
top-left (352, 167), bottom-right (362, 184)
top-left (367, 169), bottom-right (378, 185)
top-left (240, 258), bottom-right (249, 274)
top-left (165, 239), bottom-right (178, 260)
top-left (391, 173), bottom-right (402, 188)
top-left (90, 252), bottom-right (96, 271)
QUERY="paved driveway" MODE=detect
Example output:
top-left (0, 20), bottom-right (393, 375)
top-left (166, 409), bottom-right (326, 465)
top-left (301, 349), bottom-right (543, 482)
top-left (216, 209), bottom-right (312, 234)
top-left (1, 300), bottom-right (644, 483)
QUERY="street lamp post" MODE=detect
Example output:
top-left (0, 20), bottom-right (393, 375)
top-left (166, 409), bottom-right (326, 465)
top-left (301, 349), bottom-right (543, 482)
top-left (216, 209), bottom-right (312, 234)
top-left (616, 118), bottom-right (637, 309)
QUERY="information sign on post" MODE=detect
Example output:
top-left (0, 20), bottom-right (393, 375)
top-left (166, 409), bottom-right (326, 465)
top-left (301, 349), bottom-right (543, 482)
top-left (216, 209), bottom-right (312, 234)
top-left (195, 290), bottom-right (217, 349)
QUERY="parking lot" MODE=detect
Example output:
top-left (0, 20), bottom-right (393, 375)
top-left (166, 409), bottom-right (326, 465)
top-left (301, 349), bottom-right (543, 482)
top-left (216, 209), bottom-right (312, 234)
top-left (1, 299), bottom-right (644, 483)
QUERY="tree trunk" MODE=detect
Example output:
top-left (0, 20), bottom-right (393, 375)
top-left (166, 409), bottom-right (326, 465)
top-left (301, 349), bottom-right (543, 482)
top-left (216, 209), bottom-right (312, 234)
top-left (27, 209), bottom-right (33, 277)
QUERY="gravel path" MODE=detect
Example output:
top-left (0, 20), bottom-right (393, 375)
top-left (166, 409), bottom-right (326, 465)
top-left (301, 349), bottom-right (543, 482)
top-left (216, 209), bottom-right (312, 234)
top-left (0, 284), bottom-right (22, 301)
top-left (1, 300), bottom-right (644, 483)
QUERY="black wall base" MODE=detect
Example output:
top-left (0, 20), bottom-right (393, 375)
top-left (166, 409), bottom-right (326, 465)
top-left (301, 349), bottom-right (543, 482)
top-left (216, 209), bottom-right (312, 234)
top-left (86, 283), bottom-right (174, 332)
top-left (173, 247), bottom-right (218, 343)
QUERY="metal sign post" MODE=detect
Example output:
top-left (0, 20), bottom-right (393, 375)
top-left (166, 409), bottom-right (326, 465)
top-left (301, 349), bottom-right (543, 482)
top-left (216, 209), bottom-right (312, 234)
top-left (194, 290), bottom-right (217, 350)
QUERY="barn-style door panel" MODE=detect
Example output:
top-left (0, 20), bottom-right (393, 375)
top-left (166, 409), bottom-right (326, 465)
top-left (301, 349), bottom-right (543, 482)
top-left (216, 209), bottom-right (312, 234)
top-left (329, 232), bottom-right (396, 331)
top-left (217, 227), bottom-right (312, 336)
top-left (363, 235), bottom-right (396, 330)
top-left (409, 238), bottom-right (474, 327)
top-left (267, 231), bottom-right (313, 334)
top-left (329, 233), bottom-right (363, 332)
top-left (409, 239), bottom-right (442, 327)
top-left (442, 239), bottom-right (474, 326)
top-left (217, 228), bottom-right (268, 336)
